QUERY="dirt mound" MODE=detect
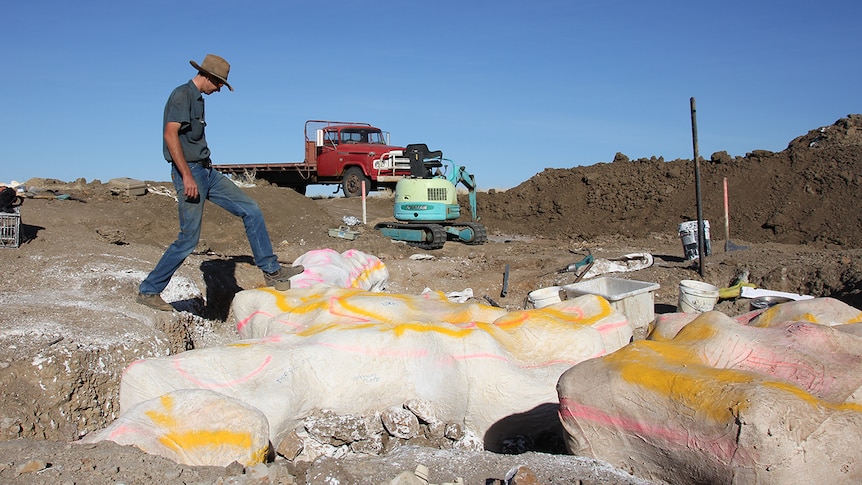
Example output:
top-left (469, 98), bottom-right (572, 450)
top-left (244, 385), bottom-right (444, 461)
top-left (480, 114), bottom-right (862, 248)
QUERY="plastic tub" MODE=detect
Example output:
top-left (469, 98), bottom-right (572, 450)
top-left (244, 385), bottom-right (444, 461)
top-left (562, 277), bottom-right (660, 339)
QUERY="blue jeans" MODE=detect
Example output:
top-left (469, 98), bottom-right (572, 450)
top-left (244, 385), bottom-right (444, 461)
top-left (139, 162), bottom-right (279, 295)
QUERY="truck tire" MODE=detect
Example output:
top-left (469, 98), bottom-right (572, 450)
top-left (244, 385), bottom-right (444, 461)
top-left (342, 166), bottom-right (370, 198)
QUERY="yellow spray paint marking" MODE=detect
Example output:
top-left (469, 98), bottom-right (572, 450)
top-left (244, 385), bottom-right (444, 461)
top-left (607, 341), bottom-right (756, 422)
top-left (749, 304), bottom-right (862, 328)
top-left (291, 291), bottom-right (495, 337)
top-left (495, 299), bottom-right (614, 330)
top-left (256, 288), bottom-right (624, 352)
top-left (607, 318), bottom-right (862, 422)
top-left (228, 342), bottom-right (256, 348)
top-left (762, 379), bottom-right (862, 413)
top-left (261, 287), bottom-right (332, 313)
top-left (144, 395), bottom-right (177, 428)
top-left (493, 311), bottom-right (529, 329)
top-left (295, 298), bottom-right (403, 336)
top-left (389, 322), bottom-right (474, 338)
top-left (610, 321), bottom-right (748, 422)
top-left (750, 308), bottom-right (820, 327)
top-left (578, 296), bottom-right (616, 323)
top-left (436, 306), bottom-right (489, 325)
top-left (331, 293), bottom-right (414, 322)
top-left (143, 395), bottom-right (264, 463)
top-left (350, 261), bottom-right (388, 288)
top-left (297, 320), bottom-right (477, 339)
top-left (159, 429), bottom-right (254, 454)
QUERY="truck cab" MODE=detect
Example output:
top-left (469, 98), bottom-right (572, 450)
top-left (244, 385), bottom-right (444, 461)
top-left (307, 120), bottom-right (409, 197)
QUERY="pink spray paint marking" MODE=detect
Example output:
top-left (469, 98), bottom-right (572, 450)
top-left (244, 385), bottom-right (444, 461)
top-left (559, 397), bottom-right (740, 462)
top-left (122, 359), bottom-right (147, 375)
top-left (108, 424), bottom-right (141, 440)
top-left (235, 309), bottom-right (275, 333)
top-left (172, 355), bottom-right (273, 389)
top-left (593, 319), bottom-right (629, 333)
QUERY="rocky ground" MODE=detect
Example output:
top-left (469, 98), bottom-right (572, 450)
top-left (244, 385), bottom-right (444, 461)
top-left (0, 115), bottom-right (860, 484)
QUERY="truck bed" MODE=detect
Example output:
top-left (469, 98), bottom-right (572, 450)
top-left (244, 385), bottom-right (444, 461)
top-left (212, 161), bottom-right (316, 173)
top-left (213, 161), bottom-right (319, 190)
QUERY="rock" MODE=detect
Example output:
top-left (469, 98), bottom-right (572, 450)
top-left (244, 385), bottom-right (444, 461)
top-left (275, 430), bottom-right (304, 460)
top-left (382, 406), bottom-right (420, 440)
top-left (225, 460), bottom-right (244, 476)
top-left (389, 470), bottom-right (426, 485)
top-left (304, 410), bottom-right (372, 446)
top-left (350, 433), bottom-right (386, 455)
top-left (506, 464), bottom-right (539, 485)
top-left (424, 421), bottom-right (446, 439)
top-left (444, 422), bottom-right (464, 441)
top-left (404, 399), bottom-right (440, 425)
top-left (15, 459), bottom-right (48, 475)
top-left (246, 462), bottom-right (269, 480)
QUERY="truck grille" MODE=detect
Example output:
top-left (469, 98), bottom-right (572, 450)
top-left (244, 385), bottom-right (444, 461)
top-left (427, 187), bottom-right (448, 201)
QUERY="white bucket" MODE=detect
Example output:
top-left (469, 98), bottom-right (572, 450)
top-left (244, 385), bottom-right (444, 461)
top-left (678, 220), bottom-right (712, 261)
top-left (677, 279), bottom-right (720, 313)
top-left (528, 286), bottom-right (563, 308)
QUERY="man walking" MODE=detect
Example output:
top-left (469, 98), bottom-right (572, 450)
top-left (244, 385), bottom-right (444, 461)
top-left (137, 54), bottom-right (302, 311)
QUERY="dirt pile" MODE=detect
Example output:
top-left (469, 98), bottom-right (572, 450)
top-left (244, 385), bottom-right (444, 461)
top-left (481, 114), bottom-right (862, 247)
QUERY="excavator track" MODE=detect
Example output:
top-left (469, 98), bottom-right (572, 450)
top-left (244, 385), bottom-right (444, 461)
top-left (374, 222), bottom-right (447, 250)
top-left (451, 222), bottom-right (488, 245)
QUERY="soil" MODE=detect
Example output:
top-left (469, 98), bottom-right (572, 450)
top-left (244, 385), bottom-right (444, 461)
top-left (1, 114), bottom-right (861, 484)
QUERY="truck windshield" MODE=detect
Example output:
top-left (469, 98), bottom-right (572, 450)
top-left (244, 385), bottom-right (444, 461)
top-left (341, 129), bottom-right (385, 144)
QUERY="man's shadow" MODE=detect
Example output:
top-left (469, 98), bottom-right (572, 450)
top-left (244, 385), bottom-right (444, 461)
top-left (198, 256), bottom-right (255, 321)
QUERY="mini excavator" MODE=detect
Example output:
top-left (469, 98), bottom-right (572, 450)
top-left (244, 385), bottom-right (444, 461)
top-left (374, 144), bottom-right (487, 250)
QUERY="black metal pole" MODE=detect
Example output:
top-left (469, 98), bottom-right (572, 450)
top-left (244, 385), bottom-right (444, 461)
top-left (690, 97), bottom-right (705, 277)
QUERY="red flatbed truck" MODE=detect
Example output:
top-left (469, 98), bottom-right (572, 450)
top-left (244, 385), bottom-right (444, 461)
top-left (212, 120), bottom-right (414, 197)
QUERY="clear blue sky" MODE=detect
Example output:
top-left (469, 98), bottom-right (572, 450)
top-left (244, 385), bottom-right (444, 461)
top-left (2, 0), bottom-right (859, 192)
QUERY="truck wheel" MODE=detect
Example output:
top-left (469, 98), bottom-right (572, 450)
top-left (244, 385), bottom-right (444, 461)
top-left (291, 185), bottom-right (307, 196)
top-left (342, 167), bottom-right (370, 198)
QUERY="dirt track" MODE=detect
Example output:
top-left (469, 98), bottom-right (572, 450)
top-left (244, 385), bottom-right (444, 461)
top-left (0, 115), bottom-right (860, 483)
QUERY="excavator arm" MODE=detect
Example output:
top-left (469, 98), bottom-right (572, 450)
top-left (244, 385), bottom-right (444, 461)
top-left (444, 161), bottom-right (480, 222)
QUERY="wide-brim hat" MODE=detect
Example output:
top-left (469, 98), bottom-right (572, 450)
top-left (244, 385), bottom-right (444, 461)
top-left (190, 54), bottom-right (234, 91)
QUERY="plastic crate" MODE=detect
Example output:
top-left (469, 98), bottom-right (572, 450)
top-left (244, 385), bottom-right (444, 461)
top-left (562, 277), bottom-right (659, 339)
top-left (0, 207), bottom-right (21, 248)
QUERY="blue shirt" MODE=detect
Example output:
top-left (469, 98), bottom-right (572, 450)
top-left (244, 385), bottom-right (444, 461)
top-left (163, 80), bottom-right (210, 163)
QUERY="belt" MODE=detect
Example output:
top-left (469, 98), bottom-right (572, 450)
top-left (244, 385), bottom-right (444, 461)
top-left (171, 158), bottom-right (212, 168)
